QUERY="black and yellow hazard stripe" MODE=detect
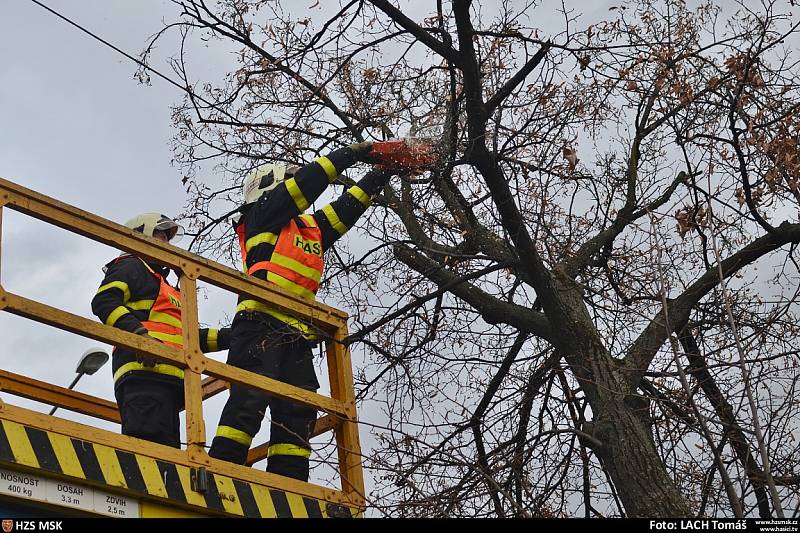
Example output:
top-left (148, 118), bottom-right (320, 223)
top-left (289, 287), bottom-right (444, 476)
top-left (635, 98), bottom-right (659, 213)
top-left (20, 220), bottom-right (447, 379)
top-left (0, 419), bottom-right (355, 518)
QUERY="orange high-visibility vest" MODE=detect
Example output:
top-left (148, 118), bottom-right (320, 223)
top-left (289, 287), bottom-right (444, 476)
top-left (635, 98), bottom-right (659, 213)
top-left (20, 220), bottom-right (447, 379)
top-left (234, 215), bottom-right (324, 336)
top-left (112, 260), bottom-right (184, 383)
top-left (140, 262), bottom-right (184, 348)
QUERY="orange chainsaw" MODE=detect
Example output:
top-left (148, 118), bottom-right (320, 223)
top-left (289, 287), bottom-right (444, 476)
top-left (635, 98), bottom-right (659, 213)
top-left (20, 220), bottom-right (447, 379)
top-left (367, 138), bottom-right (440, 172)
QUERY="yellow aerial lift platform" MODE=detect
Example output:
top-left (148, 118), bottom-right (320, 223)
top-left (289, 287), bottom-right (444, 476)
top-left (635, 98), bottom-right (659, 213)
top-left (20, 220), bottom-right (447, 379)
top-left (0, 177), bottom-right (365, 518)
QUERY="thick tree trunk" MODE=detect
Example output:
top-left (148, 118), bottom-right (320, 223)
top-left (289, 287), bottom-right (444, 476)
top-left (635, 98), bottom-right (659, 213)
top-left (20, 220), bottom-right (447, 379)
top-left (552, 273), bottom-right (692, 517)
top-left (586, 397), bottom-right (692, 517)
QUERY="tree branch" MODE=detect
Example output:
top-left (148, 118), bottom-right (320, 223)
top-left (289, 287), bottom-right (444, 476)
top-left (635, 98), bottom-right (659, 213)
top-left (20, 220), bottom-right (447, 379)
top-left (367, 0), bottom-right (462, 66)
top-left (680, 327), bottom-right (772, 518)
top-left (564, 171), bottom-right (688, 276)
top-left (393, 244), bottom-right (554, 341)
top-left (623, 221), bottom-right (800, 388)
top-left (177, 0), bottom-right (362, 137)
top-left (346, 260), bottom-right (512, 343)
top-left (452, 0), bottom-right (562, 319)
top-left (470, 332), bottom-right (527, 518)
top-left (486, 41), bottom-right (551, 114)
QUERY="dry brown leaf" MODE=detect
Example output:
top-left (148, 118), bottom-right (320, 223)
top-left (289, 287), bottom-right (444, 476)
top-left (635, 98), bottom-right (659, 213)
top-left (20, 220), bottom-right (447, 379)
top-left (563, 146), bottom-right (579, 171)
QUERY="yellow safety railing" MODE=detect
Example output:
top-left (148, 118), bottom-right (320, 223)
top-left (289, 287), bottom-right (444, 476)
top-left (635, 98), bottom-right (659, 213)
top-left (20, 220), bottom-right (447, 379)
top-left (0, 177), bottom-right (365, 513)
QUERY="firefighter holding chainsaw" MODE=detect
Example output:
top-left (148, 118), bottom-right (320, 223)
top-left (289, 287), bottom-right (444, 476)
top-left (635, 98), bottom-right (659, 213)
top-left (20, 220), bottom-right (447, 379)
top-left (91, 213), bottom-right (230, 448)
top-left (209, 141), bottom-right (404, 480)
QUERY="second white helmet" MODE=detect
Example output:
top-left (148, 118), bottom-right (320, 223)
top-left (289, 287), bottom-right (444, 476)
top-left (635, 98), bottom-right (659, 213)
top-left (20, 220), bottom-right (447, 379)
top-left (124, 213), bottom-right (184, 242)
top-left (243, 164), bottom-right (289, 205)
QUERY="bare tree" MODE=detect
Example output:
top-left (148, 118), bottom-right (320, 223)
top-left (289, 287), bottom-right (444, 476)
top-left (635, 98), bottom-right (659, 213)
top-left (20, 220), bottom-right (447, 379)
top-left (149, 0), bottom-right (800, 517)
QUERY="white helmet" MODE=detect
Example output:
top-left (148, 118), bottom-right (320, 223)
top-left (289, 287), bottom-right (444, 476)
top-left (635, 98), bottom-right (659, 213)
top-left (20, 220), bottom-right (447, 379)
top-left (124, 213), bottom-right (184, 242)
top-left (242, 163), bottom-right (300, 205)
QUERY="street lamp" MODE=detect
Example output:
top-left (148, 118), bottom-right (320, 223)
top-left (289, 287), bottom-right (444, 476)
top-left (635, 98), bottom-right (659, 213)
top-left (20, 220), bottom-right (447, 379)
top-left (48, 348), bottom-right (109, 416)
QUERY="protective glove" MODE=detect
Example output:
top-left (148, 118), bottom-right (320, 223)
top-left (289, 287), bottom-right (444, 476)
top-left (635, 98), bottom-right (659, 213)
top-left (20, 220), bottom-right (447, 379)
top-left (348, 141), bottom-right (374, 162)
top-left (133, 327), bottom-right (157, 368)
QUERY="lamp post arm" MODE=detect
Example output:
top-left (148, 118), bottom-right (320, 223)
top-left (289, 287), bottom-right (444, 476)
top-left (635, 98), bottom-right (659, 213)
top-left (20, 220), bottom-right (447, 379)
top-left (48, 372), bottom-right (86, 416)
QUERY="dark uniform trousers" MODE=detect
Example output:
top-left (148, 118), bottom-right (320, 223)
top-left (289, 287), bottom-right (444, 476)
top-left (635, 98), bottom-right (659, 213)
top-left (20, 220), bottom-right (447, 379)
top-left (114, 359), bottom-right (184, 449)
top-left (209, 319), bottom-right (319, 480)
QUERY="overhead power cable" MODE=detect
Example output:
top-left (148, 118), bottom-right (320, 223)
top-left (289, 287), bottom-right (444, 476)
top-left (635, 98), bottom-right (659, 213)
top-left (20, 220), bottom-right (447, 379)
top-left (28, 0), bottom-right (267, 143)
top-left (28, 0), bottom-right (290, 251)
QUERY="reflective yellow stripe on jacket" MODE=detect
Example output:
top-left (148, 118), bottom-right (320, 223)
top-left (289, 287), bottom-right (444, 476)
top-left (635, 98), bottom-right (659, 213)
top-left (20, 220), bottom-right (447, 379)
top-left (315, 156), bottom-right (337, 183)
top-left (105, 306), bottom-right (131, 327)
top-left (149, 311), bottom-right (182, 329)
top-left (113, 362), bottom-right (184, 384)
top-left (126, 299), bottom-right (154, 311)
top-left (235, 300), bottom-right (317, 340)
top-left (206, 329), bottom-right (218, 352)
top-left (266, 271), bottom-right (317, 301)
top-left (245, 232), bottom-right (278, 252)
top-left (347, 185), bottom-right (371, 207)
top-left (285, 177), bottom-right (310, 211)
top-left (147, 331), bottom-right (183, 345)
top-left (299, 214), bottom-right (317, 227)
top-left (96, 281), bottom-right (131, 303)
top-left (322, 204), bottom-right (348, 235)
top-left (269, 254), bottom-right (322, 284)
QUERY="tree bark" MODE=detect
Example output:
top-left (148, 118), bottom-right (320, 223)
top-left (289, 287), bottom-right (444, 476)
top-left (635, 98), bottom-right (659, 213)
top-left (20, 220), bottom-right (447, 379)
top-left (587, 399), bottom-right (692, 517)
top-left (550, 272), bottom-right (692, 517)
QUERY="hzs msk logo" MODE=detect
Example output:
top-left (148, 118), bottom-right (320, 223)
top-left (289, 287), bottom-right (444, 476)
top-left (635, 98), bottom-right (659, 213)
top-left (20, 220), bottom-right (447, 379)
top-left (2, 519), bottom-right (13, 533)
